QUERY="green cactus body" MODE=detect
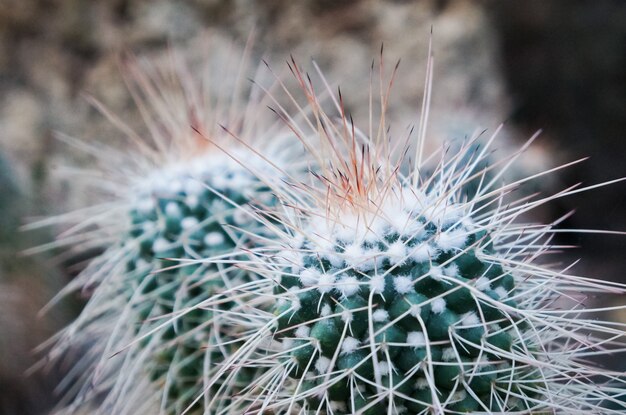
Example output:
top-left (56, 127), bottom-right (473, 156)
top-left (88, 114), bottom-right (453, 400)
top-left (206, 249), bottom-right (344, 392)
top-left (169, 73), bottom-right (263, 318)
top-left (119, 153), bottom-right (277, 414)
top-left (269, 186), bottom-right (541, 414)
top-left (42, 46), bottom-right (307, 414)
top-left (45, 49), bottom-right (626, 415)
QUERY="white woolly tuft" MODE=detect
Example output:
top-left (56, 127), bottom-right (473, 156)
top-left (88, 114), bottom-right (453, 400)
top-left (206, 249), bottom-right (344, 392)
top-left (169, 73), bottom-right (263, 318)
top-left (315, 357), bottom-right (331, 374)
top-left (341, 309), bottom-right (354, 324)
top-left (204, 231), bottom-right (225, 246)
top-left (340, 337), bottom-right (360, 355)
top-left (331, 211), bottom-right (388, 244)
top-left (494, 286), bottom-right (508, 299)
top-left (232, 208), bottom-right (251, 225)
top-left (317, 272), bottom-right (336, 294)
top-left (372, 309), bottom-right (389, 322)
top-left (401, 186), bottom-right (426, 210)
top-left (152, 237), bottom-right (171, 253)
top-left (142, 221), bottom-right (155, 232)
top-left (355, 247), bottom-right (383, 272)
top-left (290, 295), bottom-right (302, 312)
top-left (299, 268), bottom-right (321, 287)
top-left (369, 274), bottom-right (386, 294)
top-left (415, 378), bottom-right (430, 390)
top-left (385, 207), bottom-right (413, 235)
top-left (342, 243), bottom-right (364, 266)
top-left (394, 275), bottom-right (414, 295)
top-left (425, 201), bottom-right (464, 228)
top-left (320, 304), bottom-right (332, 317)
top-left (407, 331), bottom-right (426, 348)
top-left (135, 258), bottom-right (149, 269)
top-left (409, 242), bottom-right (436, 263)
top-left (409, 304), bottom-right (423, 318)
top-left (210, 174), bottom-right (229, 190)
top-left (277, 249), bottom-right (304, 273)
top-left (295, 326), bottom-right (311, 338)
top-left (322, 250), bottom-right (344, 268)
top-left (452, 390), bottom-right (467, 402)
top-left (475, 276), bottom-right (491, 291)
top-left (181, 217), bottom-right (198, 230)
top-left (476, 355), bottom-right (490, 365)
top-left (442, 347), bottom-right (457, 362)
top-left (443, 263), bottom-right (459, 277)
top-left (182, 178), bottom-right (203, 195)
top-left (329, 401), bottom-right (347, 412)
top-left (459, 312), bottom-right (480, 327)
top-left (308, 231), bottom-right (335, 253)
top-left (396, 405), bottom-right (408, 414)
top-left (431, 298), bottom-right (447, 314)
top-left (376, 361), bottom-right (391, 376)
top-left (429, 266), bottom-right (445, 281)
top-left (331, 215), bottom-right (359, 242)
top-left (184, 194), bottom-right (199, 210)
top-left (164, 201), bottom-right (181, 217)
top-left (436, 228), bottom-right (467, 252)
top-left (337, 276), bottom-right (360, 298)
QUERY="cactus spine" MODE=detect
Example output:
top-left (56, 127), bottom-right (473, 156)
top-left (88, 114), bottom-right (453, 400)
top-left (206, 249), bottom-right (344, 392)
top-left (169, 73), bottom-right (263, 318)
top-left (207, 59), bottom-right (626, 414)
top-left (43, 46), bottom-right (626, 415)
top-left (123, 151), bottom-right (278, 414)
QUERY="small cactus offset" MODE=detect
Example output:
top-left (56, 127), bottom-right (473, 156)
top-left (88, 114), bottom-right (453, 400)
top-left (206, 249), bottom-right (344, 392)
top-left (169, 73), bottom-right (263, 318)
top-left (209, 59), bottom-right (626, 414)
top-left (40, 45), bottom-right (303, 414)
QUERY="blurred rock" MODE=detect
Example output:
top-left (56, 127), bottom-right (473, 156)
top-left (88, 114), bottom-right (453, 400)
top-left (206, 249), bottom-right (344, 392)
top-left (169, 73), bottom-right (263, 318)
top-left (0, 0), bottom-right (515, 218)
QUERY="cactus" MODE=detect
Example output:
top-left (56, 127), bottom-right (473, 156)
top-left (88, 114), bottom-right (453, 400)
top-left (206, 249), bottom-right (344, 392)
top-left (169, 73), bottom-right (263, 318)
top-left (207, 60), bottom-right (626, 414)
top-left (41, 46), bottom-right (305, 414)
top-left (271, 196), bottom-right (521, 413)
top-left (41, 43), bottom-right (626, 414)
top-left (267, 190), bottom-right (541, 413)
top-left (120, 150), bottom-right (280, 414)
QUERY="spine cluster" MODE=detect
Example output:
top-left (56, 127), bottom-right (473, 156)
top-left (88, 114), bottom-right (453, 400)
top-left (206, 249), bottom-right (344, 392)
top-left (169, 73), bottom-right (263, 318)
top-left (268, 189), bottom-right (540, 413)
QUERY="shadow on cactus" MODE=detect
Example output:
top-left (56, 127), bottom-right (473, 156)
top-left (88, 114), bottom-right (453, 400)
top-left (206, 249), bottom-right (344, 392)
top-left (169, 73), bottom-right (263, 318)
top-left (210, 57), bottom-right (626, 414)
top-left (34, 40), bottom-right (306, 414)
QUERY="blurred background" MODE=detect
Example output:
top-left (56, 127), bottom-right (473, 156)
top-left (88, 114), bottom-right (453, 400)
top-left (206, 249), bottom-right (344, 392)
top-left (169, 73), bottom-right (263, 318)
top-left (0, 0), bottom-right (624, 413)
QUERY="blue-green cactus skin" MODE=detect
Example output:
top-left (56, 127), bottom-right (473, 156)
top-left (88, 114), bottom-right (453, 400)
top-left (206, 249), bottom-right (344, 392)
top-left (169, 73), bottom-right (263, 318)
top-left (271, 190), bottom-right (541, 414)
top-left (121, 161), bottom-right (273, 414)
